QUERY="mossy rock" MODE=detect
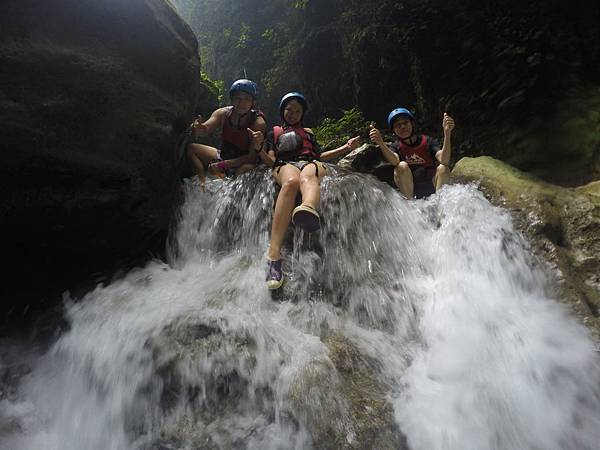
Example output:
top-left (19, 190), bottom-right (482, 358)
top-left (338, 143), bottom-right (396, 187)
top-left (452, 156), bottom-right (600, 339)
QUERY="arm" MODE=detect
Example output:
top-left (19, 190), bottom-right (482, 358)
top-left (435, 113), bottom-right (454, 166)
top-left (369, 124), bottom-right (400, 166)
top-left (191, 107), bottom-right (227, 137)
top-left (248, 128), bottom-right (277, 168)
top-left (319, 136), bottom-right (361, 162)
top-left (232, 115), bottom-right (268, 166)
top-left (211, 115), bottom-right (268, 169)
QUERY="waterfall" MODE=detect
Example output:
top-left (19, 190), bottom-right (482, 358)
top-left (1, 167), bottom-right (599, 450)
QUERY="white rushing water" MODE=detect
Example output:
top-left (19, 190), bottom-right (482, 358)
top-left (1, 167), bottom-right (599, 450)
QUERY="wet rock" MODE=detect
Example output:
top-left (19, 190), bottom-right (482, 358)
top-left (452, 156), bottom-right (600, 338)
top-left (0, 0), bottom-right (214, 318)
top-left (289, 332), bottom-right (407, 450)
top-left (148, 319), bottom-right (407, 449)
top-left (338, 143), bottom-right (396, 187)
top-left (148, 320), bottom-right (271, 449)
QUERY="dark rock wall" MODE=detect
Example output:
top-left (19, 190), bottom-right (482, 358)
top-left (0, 0), bottom-right (202, 318)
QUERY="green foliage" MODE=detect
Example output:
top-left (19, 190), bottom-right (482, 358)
top-left (173, 0), bottom-right (326, 119)
top-left (200, 71), bottom-right (226, 105)
top-left (174, 0), bottom-right (600, 182)
top-left (261, 28), bottom-right (274, 40)
top-left (236, 24), bottom-right (251, 49)
top-left (314, 108), bottom-right (371, 150)
top-left (294, 0), bottom-right (309, 9)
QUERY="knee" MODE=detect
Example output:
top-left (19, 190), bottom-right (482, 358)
top-left (187, 143), bottom-right (204, 160)
top-left (281, 176), bottom-right (300, 193)
top-left (186, 144), bottom-right (196, 158)
top-left (436, 164), bottom-right (450, 176)
top-left (395, 162), bottom-right (411, 176)
top-left (299, 173), bottom-right (318, 187)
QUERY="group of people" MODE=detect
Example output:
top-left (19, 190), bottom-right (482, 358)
top-left (187, 79), bottom-right (455, 290)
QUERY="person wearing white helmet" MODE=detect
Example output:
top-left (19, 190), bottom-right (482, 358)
top-left (369, 108), bottom-right (455, 198)
top-left (187, 79), bottom-right (266, 190)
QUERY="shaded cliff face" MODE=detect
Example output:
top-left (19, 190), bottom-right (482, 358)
top-left (0, 0), bottom-right (202, 318)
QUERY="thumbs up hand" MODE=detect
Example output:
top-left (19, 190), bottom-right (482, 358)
top-left (248, 128), bottom-right (265, 152)
top-left (443, 113), bottom-right (455, 134)
top-left (369, 123), bottom-right (384, 146)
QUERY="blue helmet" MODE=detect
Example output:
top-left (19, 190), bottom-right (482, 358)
top-left (229, 79), bottom-right (257, 99)
top-left (387, 107), bottom-right (415, 129)
top-left (279, 92), bottom-right (308, 120)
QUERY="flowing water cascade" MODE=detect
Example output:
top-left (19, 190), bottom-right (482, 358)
top-left (1, 167), bottom-right (599, 450)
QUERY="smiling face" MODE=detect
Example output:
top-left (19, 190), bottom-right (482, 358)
top-left (282, 99), bottom-right (304, 125)
top-left (231, 91), bottom-right (254, 115)
top-left (392, 116), bottom-right (414, 139)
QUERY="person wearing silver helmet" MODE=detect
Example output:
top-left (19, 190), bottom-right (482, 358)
top-left (187, 79), bottom-right (266, 190)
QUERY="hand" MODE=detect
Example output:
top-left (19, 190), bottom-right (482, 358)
top-left (346, 136), bottom-right (361, 151)
top-left (369, 123), bottom-right (384, 146)
top-left (247, 128), bottom-right (264, 152)
top-left (191, 114), bottom-right (209, 136)
top-left (443, 112), bottom-right (455, 134)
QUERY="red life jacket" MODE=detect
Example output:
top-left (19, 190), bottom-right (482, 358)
top-left (392, 135), bottom-right (437, 180)
top-left (273, 124), bottom-right (318, 161)
top-left (221, 107), bottom-right (264, 159)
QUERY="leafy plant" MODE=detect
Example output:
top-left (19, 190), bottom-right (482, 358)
top-left (293, 0), bottom-right (309, 9)
top-left (314, 107), bottom-right (372, 150)
top-left (235, 24), bottom-right (251, 49)
top-left (200, 71), bottom-right (226, 105)
top-left (261, 28), bottom-right (274, 40)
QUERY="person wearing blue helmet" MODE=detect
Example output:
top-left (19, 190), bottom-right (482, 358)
top-left (187, 79), bottom-right (266, 190)
top-left (248, 92), bottom-right (360, 289)
top-left (369, 107), bottom-right (455, 198)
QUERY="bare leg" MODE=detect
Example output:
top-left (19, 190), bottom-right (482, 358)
top-left (394, 162), bottom-right (414, 199)
top-left (434, 164), bottom-right (450, 191)
top-left (187, 143), bottom-right (219, 190)
top-left (298, 161), bottom-right (326, 209)
top-left (268, 165), bottom-right (301, 260)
